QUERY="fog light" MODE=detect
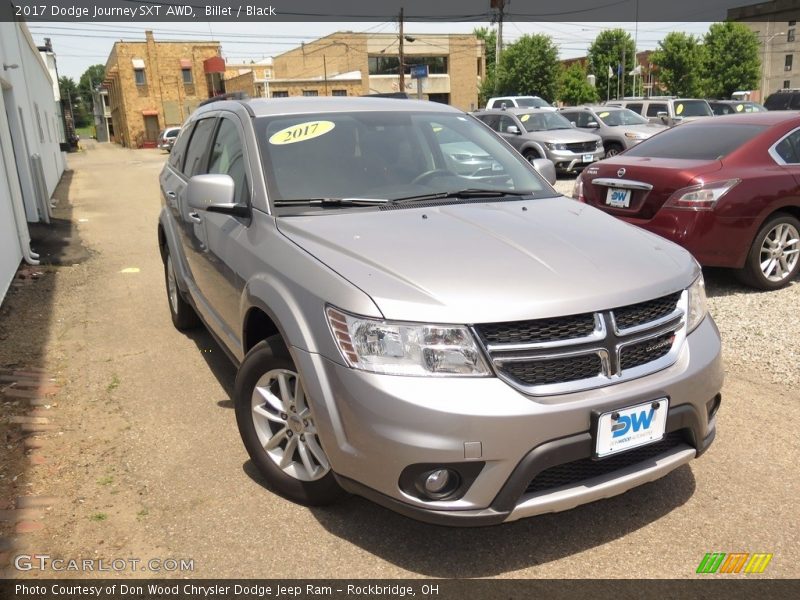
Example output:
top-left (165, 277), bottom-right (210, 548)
top-left (418, 468), bottom-right (460, 499)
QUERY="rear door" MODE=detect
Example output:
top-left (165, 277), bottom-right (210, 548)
top-left (771, 127), bottom-right (800, 186)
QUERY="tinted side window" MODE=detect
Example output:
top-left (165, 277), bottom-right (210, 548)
top-left (491, 98), bottom-right (511, 108)
top-left (774, 130), bottom-right (800, 164)
top-left (790, 95), bottom-right (800, 109)
top-left (646, 103), bottom-right (667, 117)
top-left (478, 114), bottom-right (501, 131)
top-left (626, 103), bottom-right (643, 114)
top-left (183, 118), bottom-right (217, 177)
top-left (765, 93), bottom-right (792, 110)
top-left (168, 123), bottom-right (194, 172)
top-left (208, 118), bottom-right (249, 205)
top-left (560, 111), bottom-right (579, 125)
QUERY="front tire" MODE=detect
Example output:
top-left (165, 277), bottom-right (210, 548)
top-left (235, 336), bottom-right (344, 506)
top-left (604, 142), bottom-right (624, 157)
top-left (738, 213), bottom-right (800, 290)
top-left (523, 150), bottom-right (540, 162)
top-left (164, 249), bottom-right (200, 330)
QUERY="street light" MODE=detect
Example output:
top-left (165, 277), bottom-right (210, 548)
top-left (762, 31), bottom-right (785, 99)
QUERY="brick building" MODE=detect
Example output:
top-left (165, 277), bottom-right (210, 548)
top-left (231, 32), bottom-right (485, 111)
top-left (103, 31), bottom-right (223, 148)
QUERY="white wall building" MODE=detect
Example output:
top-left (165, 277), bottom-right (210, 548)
top-left (0, 21), bottom-right (66, 303)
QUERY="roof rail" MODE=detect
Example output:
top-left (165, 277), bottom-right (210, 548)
top-left (198, 91), bottom-right (250, 107)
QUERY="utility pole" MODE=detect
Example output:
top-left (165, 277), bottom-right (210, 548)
top-left (621, 45), bottom-right (626, 99)
top-left (399, 8), bottom-right (405, 94)
top-left (323, 55), bottom-right (328, 96)
top-left (491, 0), bottom-right (505, 93)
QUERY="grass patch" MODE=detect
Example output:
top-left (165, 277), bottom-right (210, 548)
top-left (89, 512), bottom-right (108, 522)
top-left (75, 126), bottom-right (95, 139)
top-left (97, 475), bottom-right (114, 486)
top-left (107, 374), bottom-right (120, 393)
top-left (137, 508), bottom-right (149, 519)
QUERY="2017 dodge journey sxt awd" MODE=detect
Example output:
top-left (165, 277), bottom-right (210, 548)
top-left (158, 97), bottom-right (723, 526)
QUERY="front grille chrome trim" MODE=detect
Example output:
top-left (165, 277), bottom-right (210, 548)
top-left (474, 291), bottom-right (688, 397)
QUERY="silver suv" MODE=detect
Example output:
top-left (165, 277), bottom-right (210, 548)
top-left (158, 97), bottom-right (722, 526)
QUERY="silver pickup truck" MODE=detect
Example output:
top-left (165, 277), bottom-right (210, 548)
top-left (158, 97), bottom-right (722, 526)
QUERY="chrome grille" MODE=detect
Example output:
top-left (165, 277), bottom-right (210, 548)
top-left (475, 291), bottom-right (686, 396)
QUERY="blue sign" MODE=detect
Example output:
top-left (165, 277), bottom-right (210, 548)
top-left (410, 64), bottom-right (429, 79)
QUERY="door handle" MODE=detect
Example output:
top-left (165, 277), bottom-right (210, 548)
top-left (188, 212), bottom-right (202, 223)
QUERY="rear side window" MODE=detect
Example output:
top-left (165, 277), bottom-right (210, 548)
top-left (168, 123), bottom-right (194, 172)
top-left (490, 98), bottom-right (512, 108)
top-left (773, 130), bottom-right (800, 164)
top-left (626, 103), bottom-right (643, 114)
top-left (476, 114), bottom-right (501, 131)
top-left (646, 103), bottom-right (667, 117)
top-left (624, 124), bottom-right (767, 160)
top-left (183, 118), bottom-right (217, 177)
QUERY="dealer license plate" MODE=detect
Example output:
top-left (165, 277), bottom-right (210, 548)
top-left (594, 399), bottom-right (669, 458)
top-left (606, 188), bottom-right (631, 208)
top-left (582, 153), bottom-right (594, 163)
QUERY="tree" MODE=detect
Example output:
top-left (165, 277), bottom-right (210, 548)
top-left (59, 76), bottom-right (90, 129)
top-left (587, 29), bottom-right (636, 99)
top-left (495, 34), bottom-right (560, 102)
top-left (78, 64), bottom-right (105, 107)
top-left (475, 27), bottom-right (497, 106)
top-left (702, 22), bottom-right (760, 99)
top-left (558, 63), bottom-right (599, 105)
top-left (650, 32), bottom-right (704, 97)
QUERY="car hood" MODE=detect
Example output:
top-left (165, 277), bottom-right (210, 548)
top-left (276, 198), bottom-right (698, 324)
top-left (527, 129), bottom-right (601, 144)
top-left (612, 123), bottom-right (667, 136)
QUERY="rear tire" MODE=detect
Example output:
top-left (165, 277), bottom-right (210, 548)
top-left (235, 336), bottom-right (345, 506)
top-left (737, 213), bottom-right (800, 290)
top-left (523, 150), bottom-right (540, 162)
top-left (163, 248), bottom-right (200, 330)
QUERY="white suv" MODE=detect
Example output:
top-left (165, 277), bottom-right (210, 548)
top-left (485, 95), bottom-right (556, 111)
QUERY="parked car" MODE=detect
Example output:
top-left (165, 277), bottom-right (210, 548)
top-left (157, 126), bottom-right (181, 152)
top-left (573, 111), bottom-right (800, 290)
top-left (485, 95), bottom-right (556, 111)
top-left (473, 108), bottom-right (604, 172)
top-left (559, 105), bottom-right (667, 157)
top-left (708, 100), bottom-right (767, 115)
top-left (159, 96), bottom-right (721, 525)
top-left (606, 97), bottom-right (713, 127)
top-left (763, 89), bottom-right (800, 110)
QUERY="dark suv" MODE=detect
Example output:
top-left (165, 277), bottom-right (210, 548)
top-left (764, 89), bottom-right (800, 110)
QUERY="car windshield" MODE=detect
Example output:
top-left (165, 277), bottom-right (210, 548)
top-left (623, 123), bottom-right (767, 160)
top-left (595, 109), bottom-right (649, 126)
top-left (515, 97), bottom-right (552, 108)
top-left (672, 100), bottom-right (713, 117)
top-left (518, 111), bottom-right (573, 131)
top-left (256, 111), bottom-right (554, 210)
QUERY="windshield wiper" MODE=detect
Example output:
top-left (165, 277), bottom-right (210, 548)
top-left (391, 189), bottom-right (535, 204)
top-left (274, 197), bottom-right (391, 207)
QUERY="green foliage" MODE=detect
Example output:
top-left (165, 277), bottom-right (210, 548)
top-left (475, 27), bottom-right (498, 104)
top-left (702, 22), bottom-right (760, 98)
top-left (651, 32), bottom-right (705, 97)
top-left (587, 29), bottom-right (636, 98)
top-left (59, 76), bottom-right (90, 129)
top-left (558, 63), bottom-right (599, 106)
top-left (78, 64), bottom-right (105, 107)
top-left (495, 34), bottom-right (560, 102)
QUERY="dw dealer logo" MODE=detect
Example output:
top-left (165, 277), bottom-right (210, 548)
top-left (696, 552), bottom-right (774, 574)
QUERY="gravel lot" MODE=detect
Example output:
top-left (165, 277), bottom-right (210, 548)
top-left (554, 174), bottom-right (800, 387)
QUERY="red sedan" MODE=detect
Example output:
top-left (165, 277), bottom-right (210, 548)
top-left (573, 111), bottom-right (800, 289)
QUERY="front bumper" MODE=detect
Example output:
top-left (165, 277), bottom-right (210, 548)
top-left (545, 148), bottom-right (605, 171)
top-left (293, 316), bottom-right (722, 526)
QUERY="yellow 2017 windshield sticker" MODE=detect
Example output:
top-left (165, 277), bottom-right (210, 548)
top-left (520, 114), bottom-right (530, 122)
top-left (598, 112), bottom-right (610, 118)
top-left (675, 103), bottom-right (684, 115)
top-left (269, 120), bottom-right (335, 145)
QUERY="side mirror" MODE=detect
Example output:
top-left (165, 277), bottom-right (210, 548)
top-left (569, 121), bottom-right (577, 127)
top-left (187, 174), bottom-right (249, 217)
top-left (656, 111), bottom-right (668, 117)
top-left (531, 158), bottom-right (556, 186)
top-left (506, 125), bottom-right (521, 134)
top-left (587, 121), bottom-right (599, 128)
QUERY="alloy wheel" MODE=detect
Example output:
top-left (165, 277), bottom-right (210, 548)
top-left (759, 222), bottom-right (800, 282)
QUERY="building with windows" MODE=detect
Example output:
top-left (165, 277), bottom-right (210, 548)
top-left (729, 0), bottom-right (800, 98)
top-left (103, 31), bottom-right (223, 148)
top-left (230, 32), bottom-right (484, 111)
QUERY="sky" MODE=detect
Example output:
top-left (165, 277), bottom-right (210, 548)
top-left (27, 21), bottom-right (714, 82)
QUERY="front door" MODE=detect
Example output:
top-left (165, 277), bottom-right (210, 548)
top-left (144, 115), bottom-right (160, 143)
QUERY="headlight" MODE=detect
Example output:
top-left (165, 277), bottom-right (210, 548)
top-left (595, 140), bottom-right (603, 149)
top-left (326, 307), bottom-right (490, 376)
top-left (686, 275), bottom-right (708, 333)
top-left (545, 142), bottom-right (567, 151)
top-left (624, 132), bottom-right (649, 140)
